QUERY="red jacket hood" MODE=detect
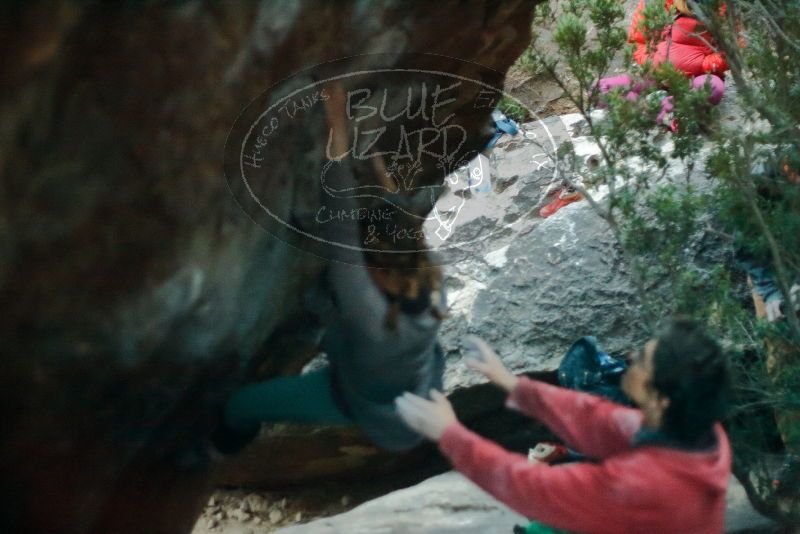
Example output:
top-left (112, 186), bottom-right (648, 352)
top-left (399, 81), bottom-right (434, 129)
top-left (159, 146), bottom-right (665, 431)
top-left (628, 424), bottom-right (732, 494)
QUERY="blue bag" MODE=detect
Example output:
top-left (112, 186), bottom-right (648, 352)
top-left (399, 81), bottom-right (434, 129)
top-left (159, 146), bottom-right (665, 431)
top-left (557, 336), bottom-right (631, 405)
top-left (487, 108), bottom-right (519, 149)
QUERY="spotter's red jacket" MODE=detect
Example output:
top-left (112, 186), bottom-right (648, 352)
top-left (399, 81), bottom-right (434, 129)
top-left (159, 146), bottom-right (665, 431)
top-left (439, 377), bottom-right (731, 534)
top-left (629, 0), bottom-right (729, 77)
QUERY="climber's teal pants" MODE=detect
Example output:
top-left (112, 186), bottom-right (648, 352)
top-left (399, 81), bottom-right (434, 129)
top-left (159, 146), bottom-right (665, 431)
top-left (522, 521), bottom-right (570, 534)
top-left (224, 367), bottom-right (352, 433)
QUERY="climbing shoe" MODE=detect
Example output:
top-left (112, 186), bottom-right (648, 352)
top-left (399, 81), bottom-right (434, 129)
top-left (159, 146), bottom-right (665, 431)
top-left (487, 108), bottom-right (519, 149)
top-left (539, 187), bottom-right (583, 218)
top-left (514, 521), bottom-right (571, 533)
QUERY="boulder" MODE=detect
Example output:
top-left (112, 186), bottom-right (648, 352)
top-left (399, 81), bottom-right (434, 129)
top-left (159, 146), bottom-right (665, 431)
top-left (438, 114), bottom-right (651, 389)
top-left (270, 471), bottom-right (774, 533)
top-left (438, 110), bottom-right (732, 390)
top-left (272, 471), bottom-right (526, 534)
top-left (0, 1), bottom-right (538, 532)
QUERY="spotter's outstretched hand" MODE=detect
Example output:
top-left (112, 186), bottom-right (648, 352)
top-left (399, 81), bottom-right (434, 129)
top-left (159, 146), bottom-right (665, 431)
top-left (463, 335), bottom-right (519, 393)
top-left (395, 390), bottom-right (456, 442)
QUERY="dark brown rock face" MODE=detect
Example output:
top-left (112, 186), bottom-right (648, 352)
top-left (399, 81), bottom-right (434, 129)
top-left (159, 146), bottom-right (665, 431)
top-left (0, 1), bottom-right (536, 533)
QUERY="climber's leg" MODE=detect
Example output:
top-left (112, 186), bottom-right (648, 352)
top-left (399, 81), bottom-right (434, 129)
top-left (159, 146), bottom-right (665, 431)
top-left (210, 367), bottom-right (351, 455)
top-left (224, 367), bottom-right (352, 435)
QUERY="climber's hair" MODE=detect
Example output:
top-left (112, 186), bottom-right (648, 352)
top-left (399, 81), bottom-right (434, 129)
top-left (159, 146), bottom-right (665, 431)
top-left (364, 243), bottom-right (445, 331)
top-left (651, 318), bottom-right (730, 444)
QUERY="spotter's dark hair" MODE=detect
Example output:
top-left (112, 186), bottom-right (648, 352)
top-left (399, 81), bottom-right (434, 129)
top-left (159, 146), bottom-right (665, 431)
top-left (651, 318), bottom-right (730, 443)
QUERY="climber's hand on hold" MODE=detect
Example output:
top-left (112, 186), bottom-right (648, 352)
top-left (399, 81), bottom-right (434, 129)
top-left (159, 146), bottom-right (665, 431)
top-left (323, 81), bottom-right (349, 160)
top-left (395, 390), bottom-right (456, 442)
top-left (463, 335), bottom-right (518, 393)
top-left (317, 80), bottom-right (366, 257)
top-left (321, 80), bottom-right (356, 212)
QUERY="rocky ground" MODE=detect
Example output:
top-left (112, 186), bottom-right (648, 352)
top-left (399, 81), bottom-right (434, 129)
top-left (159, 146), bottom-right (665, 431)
top-left (193, 472), bottom-right (777, 534)
top-left (191, 483), bottom-right (389, 534)
top-left (271, 472), bottom-right (778, 534)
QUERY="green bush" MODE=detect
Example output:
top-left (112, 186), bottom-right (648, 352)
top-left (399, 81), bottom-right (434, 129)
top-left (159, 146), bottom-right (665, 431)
top-left (498, 95), bottom-right (530, 123)
top-left (526, 0), bottom-right (800, 524)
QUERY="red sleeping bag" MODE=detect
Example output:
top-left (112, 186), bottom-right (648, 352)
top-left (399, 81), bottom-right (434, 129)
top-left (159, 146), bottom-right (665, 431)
top-left (628, 0), bottom-right (728, 77)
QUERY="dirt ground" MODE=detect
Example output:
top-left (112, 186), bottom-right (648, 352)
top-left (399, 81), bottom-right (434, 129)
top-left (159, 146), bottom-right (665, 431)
top-left (192, 462), bottom-right (447, 533)
top-left (192, 484), bottom-right (365, 534)
top-left (504, 63), bottom-right (580, 119)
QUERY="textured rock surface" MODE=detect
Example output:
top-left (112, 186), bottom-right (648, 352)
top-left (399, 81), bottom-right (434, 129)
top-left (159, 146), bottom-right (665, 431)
top-left (0, 2), bottom-right (538, 533)
top-left (438, 114), bottom-right (650, 390)
top-left (271, 472), bottom-right (526, 534)
top-left (439, 186), bottom-right (648, 388)
top-left (268, 471), bottom-right (774, 534)
top-left (438, 110), bottom-right (733, 391)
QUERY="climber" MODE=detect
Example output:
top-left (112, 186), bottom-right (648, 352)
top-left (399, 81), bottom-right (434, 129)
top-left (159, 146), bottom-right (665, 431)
top-left (593, 0), bottom-right (733, 132)
top-left (396, 319), bottom-right (732, 534)
top-left (211, 82), bottom-right (446, 455)
top-left (212, 242), bottom-right (446, 454)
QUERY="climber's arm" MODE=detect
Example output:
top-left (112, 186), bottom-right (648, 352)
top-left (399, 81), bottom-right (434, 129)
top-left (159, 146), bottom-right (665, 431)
top-left (326, 261), bottom-right (389, 341)
top-left (320, 81), bottom-right (390, 340)
top-left (318, 159), bottom-right (389, 340)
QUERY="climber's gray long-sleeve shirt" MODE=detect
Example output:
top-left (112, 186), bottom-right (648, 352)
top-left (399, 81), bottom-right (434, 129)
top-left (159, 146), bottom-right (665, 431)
top-left (322, 261), bottom-right (445, 451)
top-left (318, 160), bottom-right (445, 451)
